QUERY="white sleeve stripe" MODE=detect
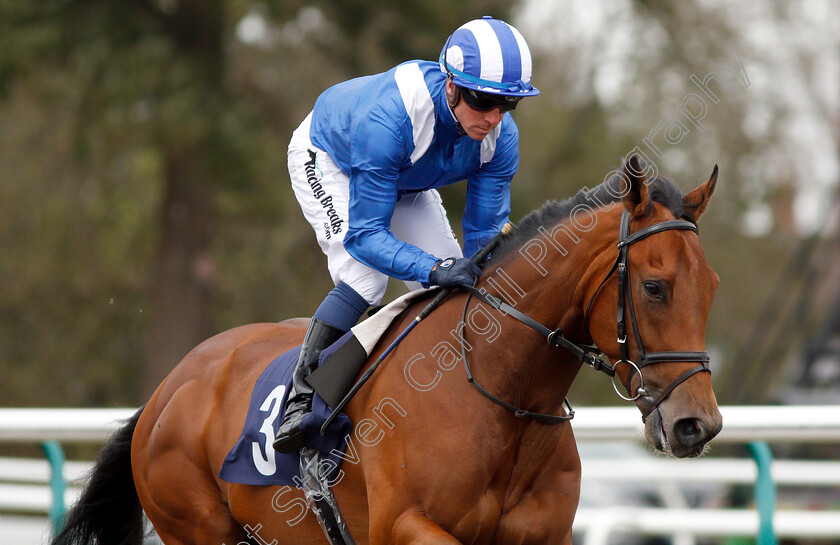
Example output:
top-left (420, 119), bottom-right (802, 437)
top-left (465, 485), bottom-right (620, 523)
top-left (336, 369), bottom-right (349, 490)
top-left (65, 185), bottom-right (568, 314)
top-left (480, 124), bottom-right (502, 165)
top-left (394, 63), bottom-right (435, 165)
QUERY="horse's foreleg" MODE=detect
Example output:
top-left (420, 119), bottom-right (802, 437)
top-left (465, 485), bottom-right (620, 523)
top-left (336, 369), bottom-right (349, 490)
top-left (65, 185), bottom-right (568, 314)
top-left (384, 510), bottom-right (463, 545)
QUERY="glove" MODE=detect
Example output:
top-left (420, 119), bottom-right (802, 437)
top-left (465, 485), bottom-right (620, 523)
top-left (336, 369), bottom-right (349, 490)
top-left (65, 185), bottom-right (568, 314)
top-left (428, 257), bottom-right (482, 288)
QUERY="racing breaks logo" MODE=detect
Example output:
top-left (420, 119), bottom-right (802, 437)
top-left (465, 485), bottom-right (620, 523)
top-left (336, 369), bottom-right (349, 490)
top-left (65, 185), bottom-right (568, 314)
top-left (305, 150), bottom-right (344, 239)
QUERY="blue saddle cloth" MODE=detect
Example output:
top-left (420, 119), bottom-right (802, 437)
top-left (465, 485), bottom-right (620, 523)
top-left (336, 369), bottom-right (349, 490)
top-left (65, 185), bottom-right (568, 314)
top-left (218, 332), bottom-right (354, 486)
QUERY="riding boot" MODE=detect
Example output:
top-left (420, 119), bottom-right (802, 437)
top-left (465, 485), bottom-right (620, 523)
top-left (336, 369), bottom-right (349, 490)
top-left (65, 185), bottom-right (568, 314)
top-left (273, 317), bottom-right (344, 454)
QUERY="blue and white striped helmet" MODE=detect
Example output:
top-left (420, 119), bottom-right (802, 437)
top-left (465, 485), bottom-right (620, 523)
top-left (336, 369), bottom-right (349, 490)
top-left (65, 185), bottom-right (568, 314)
top-left (439, 16), bottom-right (539, 97)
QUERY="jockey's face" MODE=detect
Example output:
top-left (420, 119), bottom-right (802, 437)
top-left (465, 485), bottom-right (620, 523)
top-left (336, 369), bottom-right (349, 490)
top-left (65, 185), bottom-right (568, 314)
top-left (446, 79), bottom-right (507, 141)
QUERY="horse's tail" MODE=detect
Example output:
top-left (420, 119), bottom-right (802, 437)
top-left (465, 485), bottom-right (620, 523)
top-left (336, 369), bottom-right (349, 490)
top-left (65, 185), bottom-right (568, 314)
top-left (51, 408), bottom-right (145, 545)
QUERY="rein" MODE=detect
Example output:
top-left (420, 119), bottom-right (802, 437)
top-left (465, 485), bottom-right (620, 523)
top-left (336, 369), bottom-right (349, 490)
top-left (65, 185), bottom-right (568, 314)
top-left (322, 211), bottom-right (713, 434)
top-left (457, 288), bottom-right (577, 424)
top-left (461, 210), bottom-right (711, 423)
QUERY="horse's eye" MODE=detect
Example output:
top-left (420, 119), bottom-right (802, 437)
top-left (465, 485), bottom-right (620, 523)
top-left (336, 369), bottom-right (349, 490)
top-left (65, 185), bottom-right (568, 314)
top-left (643, 281), bottom-right (663, 298)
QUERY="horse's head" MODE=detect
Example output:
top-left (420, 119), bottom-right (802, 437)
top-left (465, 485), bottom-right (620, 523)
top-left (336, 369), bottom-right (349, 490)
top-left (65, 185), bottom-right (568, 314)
top-left (586, 156), bottom-right (722, 457)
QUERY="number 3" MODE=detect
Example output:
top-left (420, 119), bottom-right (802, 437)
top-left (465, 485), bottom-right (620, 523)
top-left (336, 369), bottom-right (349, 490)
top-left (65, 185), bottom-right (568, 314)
top-left (252, 384), bottom-right (286, 476)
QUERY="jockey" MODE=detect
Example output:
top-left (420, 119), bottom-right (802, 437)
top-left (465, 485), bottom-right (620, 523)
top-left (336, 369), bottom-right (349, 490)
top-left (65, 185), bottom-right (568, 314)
top-left (274, 16), bottom-right (540, 453)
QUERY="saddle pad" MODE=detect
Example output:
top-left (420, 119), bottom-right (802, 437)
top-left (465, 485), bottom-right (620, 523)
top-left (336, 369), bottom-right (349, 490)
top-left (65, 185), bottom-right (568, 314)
top-left (218, 333), bottom-right (354, 486)
top-left (350, 287), bottom-right (438, 352)
top-left (218, 288), bottom-right (436, 486)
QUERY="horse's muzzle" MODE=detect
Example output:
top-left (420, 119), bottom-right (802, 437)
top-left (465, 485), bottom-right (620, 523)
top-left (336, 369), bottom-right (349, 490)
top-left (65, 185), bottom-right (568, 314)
top-left (672, 415), bottom-right (721, 456)
top-left (644, 406), bottom-right (722, 458)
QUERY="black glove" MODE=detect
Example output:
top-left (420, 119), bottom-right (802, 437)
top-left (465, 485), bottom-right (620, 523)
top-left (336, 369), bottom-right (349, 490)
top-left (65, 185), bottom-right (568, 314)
top-left (428, 257), bottom-right (482, 288)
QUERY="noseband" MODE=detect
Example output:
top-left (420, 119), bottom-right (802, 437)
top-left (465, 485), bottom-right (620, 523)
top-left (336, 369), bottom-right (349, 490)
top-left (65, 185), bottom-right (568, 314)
top-left (583, 210), bottom-right (711, 421)
top-left (462, 210), bottom-right (711, 424)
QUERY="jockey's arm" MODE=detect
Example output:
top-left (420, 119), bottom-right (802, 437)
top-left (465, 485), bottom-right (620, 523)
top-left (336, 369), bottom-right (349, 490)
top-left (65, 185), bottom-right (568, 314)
top-left (462, 120), bottom-right (519, 256)
top-left (342, 119), bottom-right (440, 285)
top-left (463, 175), bottom-right (513, 257)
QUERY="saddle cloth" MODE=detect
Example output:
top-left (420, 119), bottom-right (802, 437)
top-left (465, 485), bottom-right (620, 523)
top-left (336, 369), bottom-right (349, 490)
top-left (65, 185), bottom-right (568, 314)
top-left (218, 289), bottom-right (433, 486)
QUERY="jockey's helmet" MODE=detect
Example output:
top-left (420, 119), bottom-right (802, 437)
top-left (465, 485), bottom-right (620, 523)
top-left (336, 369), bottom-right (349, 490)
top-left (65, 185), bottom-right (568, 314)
top-left (439, 16), bottom-right (540, 98)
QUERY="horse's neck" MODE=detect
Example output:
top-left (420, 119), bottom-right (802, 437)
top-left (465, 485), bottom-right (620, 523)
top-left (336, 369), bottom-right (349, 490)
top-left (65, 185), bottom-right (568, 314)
top-left (486, 221), bottom-right (613, 338)
top-left (471, 219), bottom-right (615, 412)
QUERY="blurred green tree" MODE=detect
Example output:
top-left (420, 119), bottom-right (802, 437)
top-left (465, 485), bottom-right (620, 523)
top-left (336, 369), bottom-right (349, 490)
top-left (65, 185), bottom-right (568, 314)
top-left (0, 0), bottom-right (513, 404)
top-left (0, 0), bottom-right (836, 410)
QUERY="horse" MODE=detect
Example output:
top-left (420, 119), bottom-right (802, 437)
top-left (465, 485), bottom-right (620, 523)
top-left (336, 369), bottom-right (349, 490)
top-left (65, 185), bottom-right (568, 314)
top-left (54, 156), bottom-right (722, 545)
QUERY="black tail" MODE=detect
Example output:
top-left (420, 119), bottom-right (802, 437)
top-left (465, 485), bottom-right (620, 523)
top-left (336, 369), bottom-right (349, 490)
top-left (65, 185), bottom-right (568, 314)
top-left (51, 408), bottom-right (145, 545)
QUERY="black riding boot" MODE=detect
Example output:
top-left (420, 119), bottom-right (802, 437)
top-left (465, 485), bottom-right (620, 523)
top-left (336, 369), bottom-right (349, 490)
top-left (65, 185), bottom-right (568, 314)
top-left (273, 317), bottom-right (344, 453)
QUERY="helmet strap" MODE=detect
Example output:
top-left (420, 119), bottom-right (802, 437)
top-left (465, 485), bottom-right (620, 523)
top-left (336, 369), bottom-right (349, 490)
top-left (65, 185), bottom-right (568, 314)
top-left (446, 76), bottom-right (461, 108)
top-left (444, 77), bottom-right (466, 135)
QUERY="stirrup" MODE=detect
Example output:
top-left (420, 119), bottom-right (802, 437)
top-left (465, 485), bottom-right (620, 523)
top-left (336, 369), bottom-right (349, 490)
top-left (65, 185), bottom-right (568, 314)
top-left (299, 449), bottom-right (356, 544)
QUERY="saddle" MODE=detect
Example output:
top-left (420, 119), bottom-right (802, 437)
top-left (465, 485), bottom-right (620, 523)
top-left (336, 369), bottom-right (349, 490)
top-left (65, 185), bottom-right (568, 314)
top-left (218, 289), bottom-right (431, 486)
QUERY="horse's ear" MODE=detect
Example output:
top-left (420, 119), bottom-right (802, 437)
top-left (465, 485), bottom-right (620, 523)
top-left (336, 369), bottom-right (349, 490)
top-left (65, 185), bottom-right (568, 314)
top-left (622, 155), bottom-right (652, 217)
top-left (683, 165), bottom-right (719, 222)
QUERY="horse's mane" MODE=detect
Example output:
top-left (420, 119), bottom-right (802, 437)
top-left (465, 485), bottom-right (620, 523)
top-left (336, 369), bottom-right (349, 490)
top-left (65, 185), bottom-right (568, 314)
top-left (490, 172), bottom-right (689, 261)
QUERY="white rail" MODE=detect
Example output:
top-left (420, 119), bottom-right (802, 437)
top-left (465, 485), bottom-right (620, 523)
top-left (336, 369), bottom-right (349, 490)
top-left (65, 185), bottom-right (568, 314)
top-left (573, 508), bottom-right (840, 541)
top-left (571, 405), bottom-right (840, 442)
top-left (1, 406), bottom-right (839, 544)
top-left (2, 405), bottom-right (840, 442)
top-left (0, 408), bottom-right (136, 442)
top-left (6, 456), bottom-right (840, 510)
top-left (581, 457), bottom-right (840, 485)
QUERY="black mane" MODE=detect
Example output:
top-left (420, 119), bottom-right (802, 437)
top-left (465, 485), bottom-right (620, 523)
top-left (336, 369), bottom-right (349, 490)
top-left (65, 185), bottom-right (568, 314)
top-left (490, 172), bottom-right (689, 261)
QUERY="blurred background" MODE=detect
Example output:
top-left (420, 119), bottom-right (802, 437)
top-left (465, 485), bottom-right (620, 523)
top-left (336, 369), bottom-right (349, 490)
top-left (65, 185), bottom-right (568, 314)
top-left (1, 1), bottom-right (839, 543)
top-left (0, 0), bottom-right (837, 415)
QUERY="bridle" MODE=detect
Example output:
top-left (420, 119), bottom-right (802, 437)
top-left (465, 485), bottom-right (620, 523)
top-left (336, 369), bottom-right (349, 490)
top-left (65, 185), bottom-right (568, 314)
top-left (583, 210), bottom-right (711, 421)
top-left (461, 210), bottom-right (711, 424)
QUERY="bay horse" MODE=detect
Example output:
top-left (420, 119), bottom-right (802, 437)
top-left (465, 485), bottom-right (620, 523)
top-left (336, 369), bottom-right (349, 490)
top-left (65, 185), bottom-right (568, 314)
top-left (54, 157), bottom-right (722, 545)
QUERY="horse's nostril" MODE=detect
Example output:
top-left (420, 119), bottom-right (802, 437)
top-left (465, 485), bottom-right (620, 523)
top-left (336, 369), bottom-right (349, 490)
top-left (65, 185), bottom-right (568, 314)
top-left (674, 417), bottom-right (707, 446)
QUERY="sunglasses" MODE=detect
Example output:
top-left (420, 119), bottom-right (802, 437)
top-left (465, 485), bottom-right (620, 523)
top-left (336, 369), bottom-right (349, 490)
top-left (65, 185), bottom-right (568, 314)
top-left (459, 87), bottom-right (521, 113)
